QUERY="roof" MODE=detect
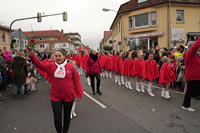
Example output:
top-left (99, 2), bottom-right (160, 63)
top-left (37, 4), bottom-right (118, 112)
top-left (24, 30), bottom-right (70, 43)
top-left (110, 0), bottom-right (200, 29)
top-left (104, 31), bottom-right (112, 42)
top-left (0, 25), bottom-right (10, 31)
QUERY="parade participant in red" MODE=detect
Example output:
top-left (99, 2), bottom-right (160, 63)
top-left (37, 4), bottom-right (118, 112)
top-left (27, 48), bottom-right (83, 133)
top-left (112, 51), bottom-right (119, 83)
top-left (116, 52), bottom-right (124, 85)
top-left (86, 49), bottom-right (102, 95)
top-left (105, 52), bottom-right (113, 78)
top-left (82, 50), bottom-right (91, 86)
top-left (143, 51), bottom-right (159, 96)
top-left (74, 52), bottom-right (82, 75)
top-left (99, 53), bottom-right (107, 77)
top-left (36, 53), bottom-right (55, 83)
top-left (124, 53), bottom-right (133, 89)
top-left (159, 56), bottom-right (175, 99)
top-left (182, 38), bottom-right (200, 112)
top-left (134, 50), bottom-right (145, 92)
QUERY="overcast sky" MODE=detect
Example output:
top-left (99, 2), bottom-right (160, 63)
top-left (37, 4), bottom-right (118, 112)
top-left (0, 0), bottom-right (128, 49)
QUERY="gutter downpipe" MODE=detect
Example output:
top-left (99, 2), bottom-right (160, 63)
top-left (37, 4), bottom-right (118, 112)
top-left (168, 0), bottom-right (172, 49)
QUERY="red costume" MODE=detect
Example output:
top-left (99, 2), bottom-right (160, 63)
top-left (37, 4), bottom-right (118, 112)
top-left (143, 59), bottom-right (159, 81)
top-left (117, 57), bottom-right (124, 74)
top-left (123, 58), bottom-right (133, 76)
top-left (105, 56), bottom-right (113, 71)
top-left (112, 55), bottom-right (119, 74)
top-left (159, 63), bottom-right (176, 85)
top-left (134, 58), bottom-right (145, 78)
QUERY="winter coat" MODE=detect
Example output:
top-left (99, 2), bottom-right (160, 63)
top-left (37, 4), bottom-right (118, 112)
top-left (10, 56), bottom-right (27, 86)
top-left (86, 54), bottom-right (102, 75)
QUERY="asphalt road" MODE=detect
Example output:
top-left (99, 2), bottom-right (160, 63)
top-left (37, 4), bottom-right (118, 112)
top-left (0, 75), bottom-right (199, 133)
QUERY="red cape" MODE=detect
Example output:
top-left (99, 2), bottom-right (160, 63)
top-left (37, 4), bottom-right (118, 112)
top-left (105, 56), bottom-right (113, 71)
top-left (117, 57), bottom-right (124, 74)
top-left (143, 59), bottom-right (159, 81)
top-left (134, 58), bottom-right (145, 78)
top-left (159, 63), bottom-right (176, 85)
top-left (124, 58), bottom-right (133, 76)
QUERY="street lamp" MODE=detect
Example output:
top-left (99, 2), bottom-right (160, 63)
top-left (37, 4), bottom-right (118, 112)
top-left (102, 8), bottom-right (118, 12)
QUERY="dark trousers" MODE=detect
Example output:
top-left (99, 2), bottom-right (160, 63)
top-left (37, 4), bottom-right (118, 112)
top-left (51, 101), bottom-right (73, 133)
top-left (182, 80), bottom-right (200, 108)
top-left (89, 73), bottom-right (101, 93)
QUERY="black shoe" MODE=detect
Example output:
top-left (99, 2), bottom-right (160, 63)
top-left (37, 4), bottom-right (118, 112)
top-left (97, 92), bottom-right (102, 95)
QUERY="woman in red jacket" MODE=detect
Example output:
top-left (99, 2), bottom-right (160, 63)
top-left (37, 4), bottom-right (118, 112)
top-left (105, 52), bottom-right (113, 78)
top-left (159, 56), bottom-right (175, 99)
top-left (86, 50), bottom-right (102, 95)
top-left (28, 48), bottom-right (83, 133)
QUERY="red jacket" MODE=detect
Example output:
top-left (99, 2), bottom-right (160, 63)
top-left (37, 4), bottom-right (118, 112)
top-left (112, 55), bottom-right (119, 73)
top-left (82, 55), bottom-right (89, 71)
top-left (105, 56), bottom-right (113, 71)
top-left (134, 58), bottom-right (145, 78)
top-left (143, 59), bottom-right (159, 81)
top-left (159, 63), bottom-right (176, 85)
top-left (86, 56), bottom-right (102, 74)
top-left (117, 57), bottom-right (124, 74)
top-left (124, 58), bottom-right (133, 76)
top-left (185, 38), bottom-right (200, 81)
top-left (30, 55), bottom-right (83, 102)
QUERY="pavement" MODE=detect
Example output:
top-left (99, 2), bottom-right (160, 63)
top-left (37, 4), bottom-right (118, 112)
top-left (0, 74), bottom-right (199, 133)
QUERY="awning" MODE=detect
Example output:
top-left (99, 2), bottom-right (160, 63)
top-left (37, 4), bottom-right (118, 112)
top-left (187, 32), bottom-right (200, 37)
top-left (125, 31), bottom-right (163, 39)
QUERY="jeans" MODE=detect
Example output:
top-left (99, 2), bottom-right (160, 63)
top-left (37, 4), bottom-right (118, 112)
top-left (51, 101), bottom-right (73, 133)
top-left (12, 84), bottom-right (25, 95)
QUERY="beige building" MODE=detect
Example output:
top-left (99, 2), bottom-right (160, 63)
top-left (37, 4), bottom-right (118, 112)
top-left (0, 25), bottom-right (11, 50)
top-left (110, 0), bottom-right (200, 51)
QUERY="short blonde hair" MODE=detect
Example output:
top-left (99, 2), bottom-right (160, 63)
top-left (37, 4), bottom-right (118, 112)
top-left (162, 56), bottom-right (170, 64)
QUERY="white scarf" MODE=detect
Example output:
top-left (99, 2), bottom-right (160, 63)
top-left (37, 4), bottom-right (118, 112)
top-left (54, 60), bottom-right (67, 78)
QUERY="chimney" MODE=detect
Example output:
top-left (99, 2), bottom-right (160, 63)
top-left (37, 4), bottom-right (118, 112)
top-left (61, 29), bottom-right (63, 33)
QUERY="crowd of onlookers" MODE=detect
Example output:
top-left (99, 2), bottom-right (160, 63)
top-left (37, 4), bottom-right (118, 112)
top-left (0, 49), bottom-right (50, 102)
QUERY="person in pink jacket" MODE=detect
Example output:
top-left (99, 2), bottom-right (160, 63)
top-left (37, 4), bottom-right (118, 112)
top-left (28, 48), bottom-right (83, 133)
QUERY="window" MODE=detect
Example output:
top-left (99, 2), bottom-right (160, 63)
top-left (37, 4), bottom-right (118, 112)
top-left (129, 16), bottom-right (133, 29)
top-left (134, 13), bottom-right (149, 28)
top-left (63, 44), bottom-right (66, 47)
top-left (2, 33), bottom-right (6, 42)
top-left (132, 11), bottom-right (157, 29)
top-left (40, 44), bottom-right (45, 48)
top-left (150, 11), bottom-right (157, 26)
top-left (138, 0), bottom-right (148, 3)
top-left (176, 10), bottom-right (184, 23)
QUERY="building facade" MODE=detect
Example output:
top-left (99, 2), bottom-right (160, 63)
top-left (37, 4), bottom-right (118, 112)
top-left (12, 28), bottom-right (28, 51)
top-left (24, 30), bottom-right (75, 52)
top-left (110, 0), bottom-right (200, 51)
top-left (0, 25), bottom-right (10, 50)
top-left (64, 32), bottom-right (82, 47)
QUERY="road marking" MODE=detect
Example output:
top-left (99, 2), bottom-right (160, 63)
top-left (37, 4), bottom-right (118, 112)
top-left (83, 91), bottom-right (107, 109)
